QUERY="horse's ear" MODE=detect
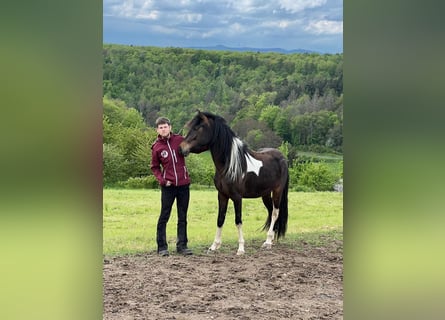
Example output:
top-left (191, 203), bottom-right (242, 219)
top-left (197, 110), bottom-right (210, 125)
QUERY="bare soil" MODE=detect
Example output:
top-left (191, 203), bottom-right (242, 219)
top-left (103, 238), bottom-right (343, 320)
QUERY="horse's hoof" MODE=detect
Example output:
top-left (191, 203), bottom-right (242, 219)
top-left (207, 248), bottom-right (216, 254)
top-left (262, 242), bottom-right (272, 249)
top-left (236, 250), bottom-right (245, 255)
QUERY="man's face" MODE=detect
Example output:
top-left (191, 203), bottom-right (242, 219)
top-left (157, 123), bottom-right (171, 138)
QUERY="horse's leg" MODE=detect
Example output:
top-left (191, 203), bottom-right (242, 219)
top-left (262, 195), bottom-right (278, 249)
top-left (262, 206), bottom-right (278, 249)
top-left (262, 193), bottom-right (279, 249)
top-left (233, 197), bottom-right (245, 255)
top-left (208, 192), bottom-right (228, 253)
top-left (208, 227), bottom-right (223, 253)
top-left (236, 224), bottom-right (245, 255)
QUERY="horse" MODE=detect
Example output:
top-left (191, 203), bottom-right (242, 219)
top-left (179, 111), bottom-right (289, 255)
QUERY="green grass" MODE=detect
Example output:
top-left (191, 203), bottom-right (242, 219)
top-left (103, 189), bottom-right (343, 256)
top-left (297, 150), bottom-right (343, 162)
top-left (296, 150), bottom-right (343, 180)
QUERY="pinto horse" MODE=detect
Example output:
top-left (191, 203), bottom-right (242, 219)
top-left (179, 111), bottom-right (289, 255)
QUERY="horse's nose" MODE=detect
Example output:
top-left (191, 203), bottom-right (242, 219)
top-left (178, 145), bottom-right (188, 156)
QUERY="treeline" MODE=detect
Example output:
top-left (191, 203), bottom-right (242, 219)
top-left (103, 98), bottom-right (157, 185)
top-left (103, 44), bottom-right (343, 153)
top-left (103, 98), bottom-right (342, 191)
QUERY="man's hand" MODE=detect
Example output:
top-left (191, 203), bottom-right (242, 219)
top-left (165, 181), bottom-right (172, 187)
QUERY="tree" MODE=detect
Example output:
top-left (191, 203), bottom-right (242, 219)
top-left (291, 110), bottom-right (339, 148)
top-left (103, 97), bottom-right (145, 129)
top-left (103, 143), bottom-right (128, 185)
top-left (259, 105), bottom-right (280, 130)
top-left (273, 111), bottom-right (292, 142)
top-left (232, 119), bottom-right (282, 149)
top-left (102, 44), bottom-right (343, 155)
top-left (103, 98), bottom-right (157, 184)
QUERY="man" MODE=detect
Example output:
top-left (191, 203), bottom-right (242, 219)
top-left (151, 117), bottom-right (193, 256)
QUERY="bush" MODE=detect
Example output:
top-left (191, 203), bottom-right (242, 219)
top-left (117, 176), bottom-right (159, 189)
top-left (291, 184), bottom-right (315, 192)
top-left (103, 143), bottom-right (129, 185)
top-left (186, 153), bottom-right (215, 187)
top-left (289, 161), bottom-right (338, 191)
top-left (300, 162), bottom-right (337, 191)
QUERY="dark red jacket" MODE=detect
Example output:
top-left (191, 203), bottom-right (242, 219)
top-left (151, 133), bottom-right (191, 186)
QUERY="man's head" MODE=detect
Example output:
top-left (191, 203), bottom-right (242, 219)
top-left (155, 117), bottom-right (172, 138)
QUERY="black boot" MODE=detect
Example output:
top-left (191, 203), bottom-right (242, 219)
top-left (176, 247), bottom-right (193, 255)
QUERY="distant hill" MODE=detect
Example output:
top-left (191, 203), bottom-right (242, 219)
top-left (187, 44), bottom-right (318, 54)
top-left (103, 44), bottom-right (343, 153)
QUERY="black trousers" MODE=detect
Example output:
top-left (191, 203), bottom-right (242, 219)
top-left (156, 184), bottom-right (190, 252)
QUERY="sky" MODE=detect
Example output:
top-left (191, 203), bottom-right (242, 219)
top-left (103, 0), bottom-right (343, 54)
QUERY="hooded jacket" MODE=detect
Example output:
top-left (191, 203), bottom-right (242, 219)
top-left (151, 133), bottom-right (191, 187)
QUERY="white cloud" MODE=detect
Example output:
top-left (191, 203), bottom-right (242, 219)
top-left (179, 13), bottom-right (203, 23)
top-left (278, 20), bottom-right (290, 29)
top-left (278, 0), bottom-right (327, 13)
top-left (229, 23), bottom-right (246, 34)
top-left (305, 20), bottom-right (343, 35)
top-left (135, 10), bottom-right (159, 20)
top-left (105, 0), bottom-right (157, 19)
top-left (201, 29), bottom-right (221, 39)
top-left (261, 19), bottom-right (296, 30)
top-left (227, 0), bottom-right (258, 13)
top-left (152, 25), bottom-right (177, 35)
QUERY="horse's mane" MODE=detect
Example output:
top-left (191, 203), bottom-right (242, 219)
top-left (192, 112), bottom-right (248, 182)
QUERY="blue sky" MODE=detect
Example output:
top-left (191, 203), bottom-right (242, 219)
top-left (103, 0), bottom-right (343, 53)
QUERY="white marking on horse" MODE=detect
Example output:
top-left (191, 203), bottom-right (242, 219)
top-left (226, 138), bottom-right (244, 181)
top-left (236, 224), bottom-right (245, 255)
top-left (227, 137), bottom-right (263, 180)
top-left (245, 153), bottom-right (263, 176)
top-left (209, 227), bottom-right (223, 252)
top-left (262, 206), bottom-right (279, 249)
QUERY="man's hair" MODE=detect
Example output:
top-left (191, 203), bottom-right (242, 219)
top-left (155, 117), bottom-right (171, 127)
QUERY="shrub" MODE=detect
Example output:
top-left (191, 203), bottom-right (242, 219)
top-left (117, 176), bottom-right (159, 189)
top-left (103, 143), bottom-right (129, 185)
top-left (186, 153), bottom-right (215, 187)
top-left (289, 161), bottom-right (338, 191)
top-left (292, 184), bottom-right (315, 192)
top-left (300, 162), bottom-right (337, 191)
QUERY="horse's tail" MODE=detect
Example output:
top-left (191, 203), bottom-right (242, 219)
top-left (275, 172), bottom-right (289, 239)
top-left (263, 172), bottom-right (289, 239)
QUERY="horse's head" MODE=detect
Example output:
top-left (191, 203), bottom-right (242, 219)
top-left (179, 111), bottom-right (213, 156)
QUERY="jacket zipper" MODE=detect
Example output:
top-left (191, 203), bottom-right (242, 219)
top-left (167, 140), bottom-right (178, 186)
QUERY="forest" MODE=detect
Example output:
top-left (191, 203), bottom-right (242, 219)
top-left (103, 44), bottom-right (343, 190)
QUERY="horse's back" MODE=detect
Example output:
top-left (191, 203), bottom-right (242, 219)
top-left (256, 147), bottom-right (282, 155)
top-left (252, 148), bottom-right (287, 170)
top-left (253, 148), bottom-right (285, 160)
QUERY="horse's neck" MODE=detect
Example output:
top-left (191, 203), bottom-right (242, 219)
top-left (209, 134), bottom-right (233, 174)
top-left (210, 136), bottom-right (246, 182)
top-left (210, 149), bottom-right (226, 173)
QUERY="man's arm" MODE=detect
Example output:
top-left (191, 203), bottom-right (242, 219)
top-left (150, 150), bottom-right (165, 185)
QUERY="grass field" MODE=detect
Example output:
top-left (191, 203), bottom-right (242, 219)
top-left (103, 189), bottom-right (343, 256)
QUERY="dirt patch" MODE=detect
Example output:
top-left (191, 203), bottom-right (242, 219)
top-left (103, 239), bottom-right (343, 320)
